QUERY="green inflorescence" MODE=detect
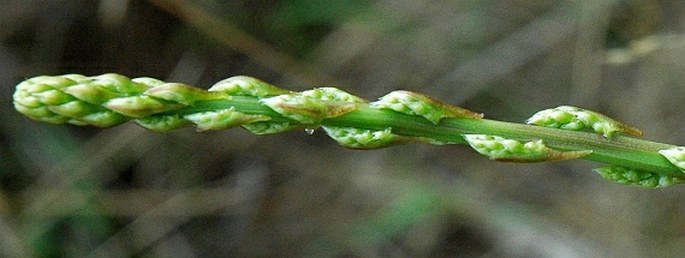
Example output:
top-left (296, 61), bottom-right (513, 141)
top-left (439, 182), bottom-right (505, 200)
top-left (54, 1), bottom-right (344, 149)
top-left (13, 73), bottom-right (685, 188)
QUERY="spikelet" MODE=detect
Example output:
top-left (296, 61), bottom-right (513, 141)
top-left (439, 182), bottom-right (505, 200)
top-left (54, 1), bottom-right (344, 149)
top-left (463, 134), bottom-right (591, 162)
top-left (526, 105), bottom-right (642, 138)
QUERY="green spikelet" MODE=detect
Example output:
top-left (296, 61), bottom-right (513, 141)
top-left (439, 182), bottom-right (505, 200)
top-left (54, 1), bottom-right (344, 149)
top-left (594, 166), bottom-right (681, 188)
top-left (463, 134), bottom-right (591, 162)
top-left (209, 76), bottom-right (289, 97)
top-left (260, 88), bottom-right (364, 124)
top-left (184, 108), bottom-right (271, 131)
top-left (323, 127), bottom-right (398, 149)
top-left (659, 147), bottom-right (685, 172)
top-left (369, 91), bottom-right (482, 124)
top-left (135, 114), bottom-right (190, 132)
top-left (526, 105), bottom-right (643, 138)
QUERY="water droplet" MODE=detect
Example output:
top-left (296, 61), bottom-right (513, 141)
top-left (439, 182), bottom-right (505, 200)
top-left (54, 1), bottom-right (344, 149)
top-left (304, 128), bottom-right (315, 135)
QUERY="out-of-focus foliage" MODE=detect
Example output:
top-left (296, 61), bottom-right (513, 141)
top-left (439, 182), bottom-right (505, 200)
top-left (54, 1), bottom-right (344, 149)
top-left (2, 0), bottom-right (685, 257)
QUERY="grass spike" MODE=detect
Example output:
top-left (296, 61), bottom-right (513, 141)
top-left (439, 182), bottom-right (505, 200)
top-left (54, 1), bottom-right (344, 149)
top-left (13, 73), bottom-right (685, 188)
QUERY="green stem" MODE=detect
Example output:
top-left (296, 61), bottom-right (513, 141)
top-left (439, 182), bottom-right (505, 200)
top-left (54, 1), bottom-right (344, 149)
top-left (182, 97), bottom-right (680, 176)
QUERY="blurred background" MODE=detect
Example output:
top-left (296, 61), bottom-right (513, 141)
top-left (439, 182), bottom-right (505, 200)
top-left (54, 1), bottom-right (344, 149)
top-left (2, 0), bottom-right (685, 257)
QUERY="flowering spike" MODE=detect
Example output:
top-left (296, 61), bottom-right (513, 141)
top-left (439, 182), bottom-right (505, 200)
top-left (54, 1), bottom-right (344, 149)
top-left (463, 134), bottom-right (591, 162)
top-left (526, 105), bottom-right (643, 138)
top-left (14, 73), bottom-right (685, 188)
top-left (370, 90), bottom-right (482, 124)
